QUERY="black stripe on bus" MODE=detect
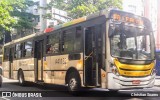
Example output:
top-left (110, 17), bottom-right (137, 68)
top-left (13, 70), bottom-right (83, 71)
top-left (43, 70), bottom-right (83, 71)
top-left (13, 70), bottom-right (34, 71)
top-left (119, 68), bottom-right (151, 71)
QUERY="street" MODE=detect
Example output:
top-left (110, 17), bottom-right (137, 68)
top-left (0, 77), bottom-right (160, 100)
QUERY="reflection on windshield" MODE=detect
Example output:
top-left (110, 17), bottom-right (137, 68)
top-left (110, 33), bottom-right (152, 60)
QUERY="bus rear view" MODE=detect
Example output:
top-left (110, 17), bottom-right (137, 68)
top-left (107, 10), bottom-right (155, 90)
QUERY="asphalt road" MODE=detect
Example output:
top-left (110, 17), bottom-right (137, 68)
top-left (0, 77), bottom-right (160, 100)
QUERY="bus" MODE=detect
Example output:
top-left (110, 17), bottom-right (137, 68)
top-left (2, 9), bottom-right (155, 91)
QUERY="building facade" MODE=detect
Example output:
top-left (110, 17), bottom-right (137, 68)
top-left (144, 0), bottom-right (158, 49)
top-left (31, 0), bottom-right (68, 33)
top-left (122, 0), bottom-right (144, 16)
top-left (123, 0), bottom-right (160, 50)
top-left (156, 0), bottom-right (160, 49)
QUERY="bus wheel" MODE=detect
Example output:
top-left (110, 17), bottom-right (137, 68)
top-left (67, 72), bottom-right (81, 92)
top-left (18, 71), bottom-right (25, 86)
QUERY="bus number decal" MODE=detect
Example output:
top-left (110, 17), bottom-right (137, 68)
top-left (55, 58), bottom-right (67, 64)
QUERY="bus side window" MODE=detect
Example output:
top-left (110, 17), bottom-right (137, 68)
top-left (74, 26), bottom-right (82, 51)
top-left (24, 41), bottom-right (33, 57)
top-left (14, 45), bottom-right (16, 59)
top-left (46, 32), bottom-right (60, 54)
top-left (4, 47), bottom-right (9, 61)
top-left (20, 43), bottom-right (24, 58)
top-left (62, 29), bottom-right (74, 53)
top-left (15, 43), bottom-right (21, 59)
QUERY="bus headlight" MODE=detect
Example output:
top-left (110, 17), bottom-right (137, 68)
top-left (110, 64), bottom-right (119, 76)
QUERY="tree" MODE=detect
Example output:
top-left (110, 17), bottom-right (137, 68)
top-left (11, 0), bottom-right (39, 29)
top-left (0, 0), bottom-right (16, 37)
top-left (0, 0), bottom-right (39, 41)
top-left (45, 0), bottom-right (122, 19)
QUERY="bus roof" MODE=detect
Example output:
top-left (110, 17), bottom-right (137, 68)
top-left (47, 9), bottom-right (110, 32)
top-left (4, 33), bottom-right (37, 47)
top-left (4, 9), bottom-right (150, 47)
top-left (46, 9), bottom-right (150, 33)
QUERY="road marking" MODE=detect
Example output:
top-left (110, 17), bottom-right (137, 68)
top-left (1, 97), bottom-right (10, 100)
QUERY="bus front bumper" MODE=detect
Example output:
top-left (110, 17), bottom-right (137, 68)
top-left (108, 73), bottom-right (155, 90)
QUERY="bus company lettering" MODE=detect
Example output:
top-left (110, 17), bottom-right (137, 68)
top-left (28, 93), bottom-right (42, 97)
top-left (11, 92), bottom-right (42, 97)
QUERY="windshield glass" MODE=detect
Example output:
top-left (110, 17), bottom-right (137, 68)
top-left (110, 27), bottom-right (152, 60)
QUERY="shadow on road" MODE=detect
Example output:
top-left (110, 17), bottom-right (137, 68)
top-left (1, 82), bottom-right (134, 97)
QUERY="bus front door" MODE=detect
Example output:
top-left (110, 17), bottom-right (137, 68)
top-left (84, 25), bottom-right (103, 87)
top-left (35, 40), bottom-right (44, 82)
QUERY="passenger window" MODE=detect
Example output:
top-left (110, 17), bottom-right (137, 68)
top-left (62, 29), bottom-right (74, 52)
top-left (24, 41), bottom-right (33, 57)
top-left (46, 32), bottom-right (60, 54)
top-left (15, 43), bottom-right (22, 59)
top-left (74, 26), bottom-right (82, 51)
top-left (4, 47), bottom-right (9, 61)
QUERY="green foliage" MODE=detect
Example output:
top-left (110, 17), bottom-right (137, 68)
top-left (0, 0), bottom-right (16, 30)
top-left (0, 0), bottom-right (39, 38)
top-left (47, 0), bottom-right (122, 19)
top-left (10, 0), bottom-right (38, 29)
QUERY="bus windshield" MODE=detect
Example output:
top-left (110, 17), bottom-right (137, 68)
top-left (110, 25), bottom-right (152, 60)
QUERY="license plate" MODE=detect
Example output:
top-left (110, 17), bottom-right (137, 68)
top-left (132, 80), bottom-right (140, 85)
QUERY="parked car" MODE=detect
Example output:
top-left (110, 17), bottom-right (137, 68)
top-left (155, 50), bottom-right (160, 76)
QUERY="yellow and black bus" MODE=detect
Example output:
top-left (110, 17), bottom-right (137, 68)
top-left (2, 9), bottom-right (155, 91)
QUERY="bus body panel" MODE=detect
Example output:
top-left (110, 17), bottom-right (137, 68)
top-left (108, 72), bottom-right (155, 89)
top-left (114, 59), bottom-right (154, 77)
top-left (2, 61), bottom-right (10, 78)
top-left (43, 53), bottom-right (83, 84)
top-left (12, 58), bottom-right (35, 82)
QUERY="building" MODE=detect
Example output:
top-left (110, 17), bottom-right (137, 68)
top-left (31, 0), bottom-right (68, 33)
top-left (122, 0), bottom-right (144, 16)
top-left (123, 0), bottom-right (160, 50)
top-left (143, 0), bottom-right (158, 49)
top-left (156, 0), bottom-right (160, 49)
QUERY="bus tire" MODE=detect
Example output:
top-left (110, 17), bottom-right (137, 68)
top-left (18, 70), bottom-right (25, 86)
top-left (67, 72), bottom-right (81, 92)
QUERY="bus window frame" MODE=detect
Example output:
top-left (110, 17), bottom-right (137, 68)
top-left (3, 47), bottom-right (10, 61)
top-left (46, 31), bottom-right (61, 55)
top-left (12, 39), bottom-right (33, 60)
top-left (45, 26), bottom-right (83, 57)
